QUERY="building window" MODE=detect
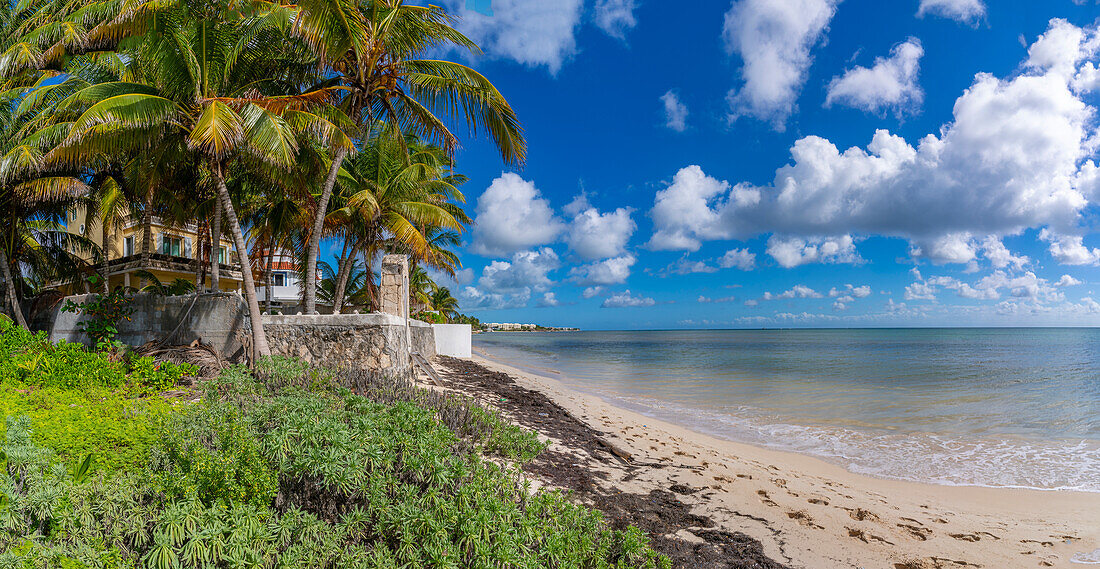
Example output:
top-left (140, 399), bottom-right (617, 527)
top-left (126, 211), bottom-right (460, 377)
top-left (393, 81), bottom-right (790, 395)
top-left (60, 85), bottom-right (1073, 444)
top-left (273, 272), bottom-right (287, 287)
top-left (218, 247), bottom-right (227, 264)
top-left (123, 236), bottom-right (134, 257)
top-left (162, 235), bottom-right (182, 256)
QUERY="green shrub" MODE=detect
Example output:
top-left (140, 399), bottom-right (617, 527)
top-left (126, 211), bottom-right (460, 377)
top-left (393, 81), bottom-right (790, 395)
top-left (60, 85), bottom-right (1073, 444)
top-left (126, 356), bottom-right (198, 395)
top-left (153, 402), bottom-right (277, 507)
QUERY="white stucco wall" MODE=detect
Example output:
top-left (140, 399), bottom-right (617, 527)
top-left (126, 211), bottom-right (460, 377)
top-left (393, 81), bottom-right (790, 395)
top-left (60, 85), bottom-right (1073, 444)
top-left (432, 324), bottom-right (471, 358)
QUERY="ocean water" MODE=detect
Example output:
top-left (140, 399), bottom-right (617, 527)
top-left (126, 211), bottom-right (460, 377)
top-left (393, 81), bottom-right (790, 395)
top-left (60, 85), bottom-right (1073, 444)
top-left (473, 329), bottom-right (1100, 492)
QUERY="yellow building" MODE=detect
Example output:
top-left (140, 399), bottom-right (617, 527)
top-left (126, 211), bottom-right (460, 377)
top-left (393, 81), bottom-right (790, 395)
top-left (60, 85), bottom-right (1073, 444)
top-left (62, 207), bottom-right (244, 293)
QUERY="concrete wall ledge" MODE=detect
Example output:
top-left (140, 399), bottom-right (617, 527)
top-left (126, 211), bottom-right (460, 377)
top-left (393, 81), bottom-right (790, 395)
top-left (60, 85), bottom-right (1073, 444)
top-left (262, 313), bottom-right (406, 327)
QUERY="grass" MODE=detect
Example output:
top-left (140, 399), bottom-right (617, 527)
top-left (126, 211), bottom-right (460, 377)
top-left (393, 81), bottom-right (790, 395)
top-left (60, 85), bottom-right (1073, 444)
top-left (0, 317), bottom-right (670, 568)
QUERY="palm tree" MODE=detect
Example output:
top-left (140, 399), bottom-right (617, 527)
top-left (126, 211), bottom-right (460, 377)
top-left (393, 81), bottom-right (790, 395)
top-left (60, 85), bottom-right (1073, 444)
top-left (428, 285), bottom-right (458, 322)
top-left (329, 127), bottom-right (466, 312)
top-left (297, 0), bottom-right (526, 315)
top-left (44, 0), bottom-right (351, 360)
top-left (409, 265), bottom-right (432, 312)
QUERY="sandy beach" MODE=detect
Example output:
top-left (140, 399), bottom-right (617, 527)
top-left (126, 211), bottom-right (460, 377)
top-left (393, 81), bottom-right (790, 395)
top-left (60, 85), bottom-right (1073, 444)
top-left (430, 351), bottom-right (1100, 569)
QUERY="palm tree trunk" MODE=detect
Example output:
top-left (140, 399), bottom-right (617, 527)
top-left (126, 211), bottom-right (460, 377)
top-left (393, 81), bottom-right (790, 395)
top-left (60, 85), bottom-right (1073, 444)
top-left (212, 171), bottom-right (270, 361)
top-left (195, 221), bottom-right (206, 289)
top-left (100, 223), bottom-right (111, 294)
top-left (265, 243), bottom-right (274, 315)
top-left (210, 196), bottom-right (222, 292)
top-left (332, 241), bottom-right (352, 314)
top-left (304, 146), bottom-right (349, 315)
top-left (0, 248), bottom-right (28, 329)
top-left (141, 185), bottom-right (154, 269)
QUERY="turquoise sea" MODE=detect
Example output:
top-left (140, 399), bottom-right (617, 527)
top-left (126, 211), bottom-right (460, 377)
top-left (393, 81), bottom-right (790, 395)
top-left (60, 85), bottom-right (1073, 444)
top-left (473, 329), bottom-right (1100, 492)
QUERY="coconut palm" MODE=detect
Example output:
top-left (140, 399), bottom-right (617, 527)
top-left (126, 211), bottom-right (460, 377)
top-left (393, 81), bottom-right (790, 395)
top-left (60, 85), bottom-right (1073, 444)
top-left (328, 127), bottom-right (465, 312)
top-left (44, 0), bottom-right (351, 359)
top-left (428, 285), bottom-right (458, 322)
top-left (297, 0), bottom-right (526, 315)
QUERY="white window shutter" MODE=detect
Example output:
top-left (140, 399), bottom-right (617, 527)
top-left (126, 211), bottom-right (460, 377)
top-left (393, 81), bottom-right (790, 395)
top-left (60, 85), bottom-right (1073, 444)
top-left (156, 232), bottom-right (162, 255)
top-left (184, 236), bottom-right (192, 258)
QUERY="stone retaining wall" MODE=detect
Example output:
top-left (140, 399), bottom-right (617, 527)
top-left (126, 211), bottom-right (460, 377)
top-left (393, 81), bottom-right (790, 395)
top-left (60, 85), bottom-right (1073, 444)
top-left (262, 313), bottom-right (412, 375)
top-left (409, 319), bottom-right (436, 358)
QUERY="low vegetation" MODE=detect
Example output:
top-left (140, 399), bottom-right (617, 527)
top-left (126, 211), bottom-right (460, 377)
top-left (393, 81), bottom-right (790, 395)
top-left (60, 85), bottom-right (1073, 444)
top-left (0, 318), bottom-right (670, 568)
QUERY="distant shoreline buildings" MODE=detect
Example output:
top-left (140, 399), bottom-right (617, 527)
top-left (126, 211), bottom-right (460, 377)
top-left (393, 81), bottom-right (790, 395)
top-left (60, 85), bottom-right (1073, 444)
top-left (484, 323), bottom-right (580, 332)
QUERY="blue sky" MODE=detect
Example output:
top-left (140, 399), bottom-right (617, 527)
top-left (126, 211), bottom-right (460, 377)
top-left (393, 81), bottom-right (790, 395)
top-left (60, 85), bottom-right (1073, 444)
top-left (394, 0), bottom-right (1100, 329)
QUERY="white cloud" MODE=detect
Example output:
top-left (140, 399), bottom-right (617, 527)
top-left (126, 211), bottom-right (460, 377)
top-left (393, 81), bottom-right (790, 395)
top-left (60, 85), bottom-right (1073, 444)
top-left (582, 286), bottom-right (605, 299)
top-left (916, 0), bottom-right (985, 26)
top-left (829, 284), bottom-right (872, 298)
top-left (826, 38), bottom-right (924, 116)
top-left (594, 0), bottom-right (637, 40)
top-left (538, 292), bottom-right (560, 307)
top-left (766, 235), bottom-right (862, 268)
top-left (602, 290), bottom-right (655, 308)
top-left (443, 0), bottom-right (584, 73)
top-left (470, 173), bottom-right (565, 257)
top-left (662, 256), bottom-right (718, 275)
top-left (1056, 274), bottom-right (1082, 287)
top-left (723, 0), bottom-right (839, 128)
top-left (762, 284), bottom-right (823, 300)
top-left (478, 248), bottom-right (560, 294)
top-left (906, 270), bottom-right (1065, 304)
top-left (566, 205), bottom-right (636, 260)
top-left (646, 165), bottom-right (755, 251)
top-left (1041, 229), bottom-right (1100, 265)
top-left (459, 286), bottom-right (530, 311)
top-left (460, 248), bottom-right (559, 310)
top-left (698, 295), bottom-right (738, 304)
top-left (660, 90), bottom-right (689, 132)
top-left (719, 248), bottom-right (756, 270)
top-left (980, 237), bottom-right (1029, 270)
top-left (648, 20), bottom-right (1100, 267)
top-left (1026, 18), bottom-right (1100, 80)
top-left (569, 255), bottom-right (636, 285)
top-left (904, 281), bottom-right (938, 301)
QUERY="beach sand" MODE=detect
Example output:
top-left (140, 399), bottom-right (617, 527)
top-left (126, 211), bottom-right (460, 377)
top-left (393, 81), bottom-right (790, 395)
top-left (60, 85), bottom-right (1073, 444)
top-left (429, 351), bottom-right (1100, 569)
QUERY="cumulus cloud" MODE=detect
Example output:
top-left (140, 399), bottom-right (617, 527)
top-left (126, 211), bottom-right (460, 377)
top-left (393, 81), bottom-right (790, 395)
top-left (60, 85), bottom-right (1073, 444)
top-left (826, 38), bottom-right (924, 116)
top-left (829, 284), bottom-right (872, 298)
top-left (647, 165), bottom-right (757, 251)
top-left (566, 205), bottom-right (636, 260)
top-left (698, 295), bottom-right (738, 304)
top-left (537, 292), bottom-right (560, 307)
top-left (442, 0), bottom-right (584, 73)
top-left (723, 0), bottom-right (839, 128)
top-left (761, 284), bottom-right (823, 300)
top-left (470, 173), bottom-right (565, 257)
top-left (594, 0), bottom-right (637, 40)
top-left (1056, 274), bottom-right (1082, 287)
top-left (660, 256), bottom-right (718, 276)
top-left (916, 0), bottom-right (985, 26)
top-left (582, 286), bottom-right (605, 299)
top-left (569, 255), bottom-right (637, 285)
top-left (648, 20), bottom-right (1100, 267)
top-left (458, 286), bottom-right (530, 310)
top-left (660, 90), bottom-right (689, 132)
top-left (766, 235), bottom-right (862, 268)
top-left (1040, 230), bottom-right (1100, 265)
top-left (719, 248), bottom-right (756, 270)
top-left (602, 290), bottom-right (655, 308)
top-left (478, 248), bottom-right (560, 294)
top-left (460, 248), bottom-right (559, 310)
top-left (906, 270), bottom-right (1064, 303)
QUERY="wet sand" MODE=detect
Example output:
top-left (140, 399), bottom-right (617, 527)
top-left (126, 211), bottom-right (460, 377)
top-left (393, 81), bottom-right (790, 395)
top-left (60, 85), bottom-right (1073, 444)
top-left (430, 353), bottom-right (1100, 569)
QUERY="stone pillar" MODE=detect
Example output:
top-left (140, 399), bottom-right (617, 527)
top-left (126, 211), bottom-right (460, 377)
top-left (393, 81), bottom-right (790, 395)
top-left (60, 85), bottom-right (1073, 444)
top-left (379, 255), bottom-right (409, 319)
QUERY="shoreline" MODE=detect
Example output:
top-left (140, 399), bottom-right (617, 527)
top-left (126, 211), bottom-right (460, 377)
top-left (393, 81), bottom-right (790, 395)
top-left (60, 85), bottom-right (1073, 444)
top-left (462, 350), bottom-right (1100, 568)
